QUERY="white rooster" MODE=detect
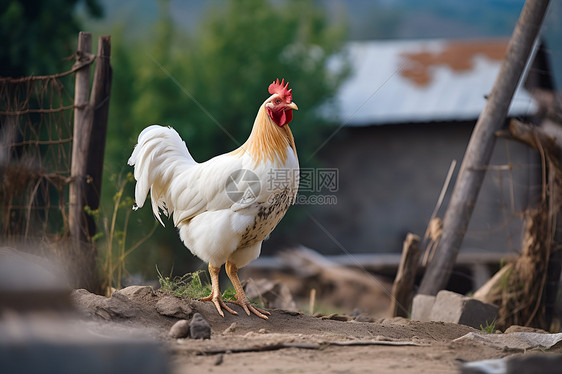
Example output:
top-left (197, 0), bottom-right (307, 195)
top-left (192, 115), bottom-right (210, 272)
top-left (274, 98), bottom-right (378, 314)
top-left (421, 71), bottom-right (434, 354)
top-left (128, 79), bottom-right (299, 319)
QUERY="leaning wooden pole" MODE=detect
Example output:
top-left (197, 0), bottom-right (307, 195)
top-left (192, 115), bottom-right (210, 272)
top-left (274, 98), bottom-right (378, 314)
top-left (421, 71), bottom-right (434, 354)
top-left (418, 0), bottom-right (551, 295)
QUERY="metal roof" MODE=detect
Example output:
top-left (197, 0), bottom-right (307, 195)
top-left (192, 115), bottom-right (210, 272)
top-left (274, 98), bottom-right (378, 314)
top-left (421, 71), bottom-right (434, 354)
top-left (333, 39), bottom-right (537, 126)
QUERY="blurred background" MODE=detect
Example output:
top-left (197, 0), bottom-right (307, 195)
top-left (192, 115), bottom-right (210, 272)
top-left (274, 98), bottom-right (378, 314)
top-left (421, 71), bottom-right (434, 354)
top-left (1, 0), bottom-right (561, 297)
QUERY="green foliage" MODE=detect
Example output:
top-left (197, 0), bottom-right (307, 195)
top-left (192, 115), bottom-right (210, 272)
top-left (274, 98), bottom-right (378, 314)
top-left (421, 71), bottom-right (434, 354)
top-left (480, 319), bottom-right (497, 334)
top-left (0, 0), bottom-right (102, 77)
top-left (88, 172), bottom-right (158, 295)
top-left (157, 268), bottom-right (211, 299)
top-left (157, 267), bottom-right (236, 301)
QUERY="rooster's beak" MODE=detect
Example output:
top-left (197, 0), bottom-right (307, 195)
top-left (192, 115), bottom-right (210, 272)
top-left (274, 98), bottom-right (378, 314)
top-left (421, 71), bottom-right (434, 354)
top-left (288, 102), bottom-right (298, 111)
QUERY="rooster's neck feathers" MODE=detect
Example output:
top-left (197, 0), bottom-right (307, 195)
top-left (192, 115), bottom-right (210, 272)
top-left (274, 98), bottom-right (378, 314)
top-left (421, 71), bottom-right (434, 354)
top-left (232, 104), bottom-right (296, 165)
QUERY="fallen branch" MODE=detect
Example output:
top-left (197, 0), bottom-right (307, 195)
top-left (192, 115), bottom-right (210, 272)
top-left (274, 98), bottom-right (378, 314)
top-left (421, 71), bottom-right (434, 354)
top-left (193, 339), bottom-right (427, 355)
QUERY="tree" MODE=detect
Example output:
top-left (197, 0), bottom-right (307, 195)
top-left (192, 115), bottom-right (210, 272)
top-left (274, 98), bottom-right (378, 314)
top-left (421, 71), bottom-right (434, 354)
top-left (0, 0), bottom-right (102, 77)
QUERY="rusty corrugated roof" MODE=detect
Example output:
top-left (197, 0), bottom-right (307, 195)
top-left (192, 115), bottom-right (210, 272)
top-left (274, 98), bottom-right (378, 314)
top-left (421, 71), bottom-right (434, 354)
top-left (333, 39), bottom-right (537, 126)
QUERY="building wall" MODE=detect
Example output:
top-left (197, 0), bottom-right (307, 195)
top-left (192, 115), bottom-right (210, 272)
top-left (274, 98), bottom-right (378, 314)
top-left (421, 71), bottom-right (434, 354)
top-left (266, 121), bottom-right (540, 256)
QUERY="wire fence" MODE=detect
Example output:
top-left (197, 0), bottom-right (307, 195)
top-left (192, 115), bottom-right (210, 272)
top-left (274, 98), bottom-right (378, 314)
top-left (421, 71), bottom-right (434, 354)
top-left (0, 69), bottom-right (80, 243)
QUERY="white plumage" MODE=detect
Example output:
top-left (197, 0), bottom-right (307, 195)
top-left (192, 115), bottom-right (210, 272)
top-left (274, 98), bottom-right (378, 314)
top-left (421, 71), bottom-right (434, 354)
top-left (128, 80), bottom-right (299, 319)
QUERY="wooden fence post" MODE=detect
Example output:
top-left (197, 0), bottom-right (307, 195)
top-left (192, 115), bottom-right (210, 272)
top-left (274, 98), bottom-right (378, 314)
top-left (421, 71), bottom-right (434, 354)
top-left (85, 35), bottom-right (112, 238)
top-left (418, 0), bottom-right (551, 295)
top-left (69, 31), bottom-right (98, 291)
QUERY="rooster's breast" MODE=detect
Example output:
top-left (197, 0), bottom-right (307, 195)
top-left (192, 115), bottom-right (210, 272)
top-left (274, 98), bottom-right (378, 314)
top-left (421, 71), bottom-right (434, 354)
top-left (238, 186), bottom-right (294, 248)
top-left (238, 147), bottom-right (298, 248)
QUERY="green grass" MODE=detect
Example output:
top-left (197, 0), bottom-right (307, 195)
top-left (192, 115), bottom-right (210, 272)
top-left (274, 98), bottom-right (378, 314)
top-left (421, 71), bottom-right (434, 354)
top-left (156, 267), bottom-right (236, 301)
top-left (480, 319), bottom-right (497, 334)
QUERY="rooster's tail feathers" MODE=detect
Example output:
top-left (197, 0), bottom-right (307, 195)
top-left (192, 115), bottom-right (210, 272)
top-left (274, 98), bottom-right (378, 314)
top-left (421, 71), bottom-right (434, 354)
top-left (128, 125), bottom-right (196, 225)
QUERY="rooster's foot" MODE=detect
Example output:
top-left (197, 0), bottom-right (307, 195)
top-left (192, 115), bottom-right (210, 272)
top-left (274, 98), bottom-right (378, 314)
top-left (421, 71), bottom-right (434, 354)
top-left (225, 260), bottom-right (271, 320)
top-left (232, 298), bottom-right (271, 320)
top-left (200, 293), bottom-right (237, 317)
top-left (202, 263), bottom-right (237, 317)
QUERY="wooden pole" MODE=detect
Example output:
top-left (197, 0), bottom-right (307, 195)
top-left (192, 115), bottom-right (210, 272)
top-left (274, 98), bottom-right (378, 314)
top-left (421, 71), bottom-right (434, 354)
top-left (418, 0), bottom-right (551, 295)
top-left (389, 233), bottom-right (421, 317)
top-left (70, 31), bottom-right (93, 244)
top-left (69, 31), bottom-right (99, 291)
top-left (85, 35), bottom-right (112, 238)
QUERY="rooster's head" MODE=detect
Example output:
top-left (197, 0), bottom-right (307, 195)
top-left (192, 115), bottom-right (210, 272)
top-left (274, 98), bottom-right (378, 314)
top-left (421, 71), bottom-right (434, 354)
top-left (266, 78), bottom-right (298, 127)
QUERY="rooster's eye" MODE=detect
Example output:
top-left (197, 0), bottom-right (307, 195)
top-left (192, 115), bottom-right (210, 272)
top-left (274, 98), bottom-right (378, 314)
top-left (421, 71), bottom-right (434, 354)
top-left (275, 99), bottom-right (281, 104)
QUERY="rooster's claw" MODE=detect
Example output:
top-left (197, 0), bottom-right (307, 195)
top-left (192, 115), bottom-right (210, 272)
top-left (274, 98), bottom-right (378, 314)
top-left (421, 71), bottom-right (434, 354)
top-left (200, 294), bottom-right (238, 317)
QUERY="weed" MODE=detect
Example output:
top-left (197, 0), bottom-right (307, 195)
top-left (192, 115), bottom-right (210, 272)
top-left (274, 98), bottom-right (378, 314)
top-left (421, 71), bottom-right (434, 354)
top-left (480, 319), bottom-right (497, 334)
top-left (88, 172), bottom-right (157, 296)
top-left (156, 267), bottom-right (236, 301)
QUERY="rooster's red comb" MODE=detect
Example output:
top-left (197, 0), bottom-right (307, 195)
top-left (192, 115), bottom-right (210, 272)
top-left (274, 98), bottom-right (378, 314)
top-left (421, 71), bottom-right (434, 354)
top-left (268, 78), bottom-right (292, 102)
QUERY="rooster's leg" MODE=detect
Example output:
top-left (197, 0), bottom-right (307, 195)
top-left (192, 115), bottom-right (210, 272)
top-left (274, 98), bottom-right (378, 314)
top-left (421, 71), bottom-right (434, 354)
top-left (225, 261), bottom-right (271, 320)
top-left (200, 263), bottom-right (238, 317)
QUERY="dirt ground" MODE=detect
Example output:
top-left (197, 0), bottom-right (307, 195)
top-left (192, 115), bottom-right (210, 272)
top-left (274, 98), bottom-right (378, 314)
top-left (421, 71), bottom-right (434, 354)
top-left (71, 286), bottom-right (562, 374)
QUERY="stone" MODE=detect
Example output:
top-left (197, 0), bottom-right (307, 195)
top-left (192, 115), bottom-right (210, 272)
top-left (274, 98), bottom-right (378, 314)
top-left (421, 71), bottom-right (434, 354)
top-left (189, 313), bottom-right (211, 339)
top-left (352, 313), bottom-right (374, 323)
top-left (115, 286), bottom-right (154, 300)
top-left (71, 289), bottom-right (136, 320)
top-left (169, 320), bottom-right (190, 339)
top-left (321, 313), bottom-right (350, 321)
top-left (155, 296), bottom-right (192, 319)
top-left (244, 279), bottom-right (297, 312)
top-left (504, 325), bottom-right (548, 334)
top-left (0, 313), bottom-right (171, 374)
top-left (0, 247), bottom-right (71, 311)
top-left (506, 353), bottom-right (562, 374)
top-left (222, 322), bottom-right (237, 334)
top-left (429, 290), bottom-right (498, 329)
top-left (411, 294), bottom-right (436, 322)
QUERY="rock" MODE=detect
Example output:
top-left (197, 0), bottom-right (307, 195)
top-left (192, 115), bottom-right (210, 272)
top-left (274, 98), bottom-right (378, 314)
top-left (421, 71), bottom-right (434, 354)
top-left (504, 325), bottom-right (548, 334)
top-left (321, 313), bottom-right (350, 322)
top-left (244, 279), bottom-right (297, 312)
top-left (411, 294), bottom-right (436, 322)
top-left (506, 353), bottom-right (562, 374)
top-left (189, 313), bottom-right (211, 339)
top-left (169, 320), bottom-right (190, 339)
top-left (115, 286), bottom-right (154, 300)
top-left (429, 290), bottom-right (498, 329)
top-left (222, 322), bottom-right (237, 335)
top-left (72, 289), bottom-right (136, 320)
top-left (0, 315), bottom-right (172, 374)
top-left (380, 317), bottom-right (410, 325)
top-left (155, 296), bottom-right (192, 319)
top-left (0, 247), bottom-right (71, 311)
top-left (349, 309), bottom-right (373, 322)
